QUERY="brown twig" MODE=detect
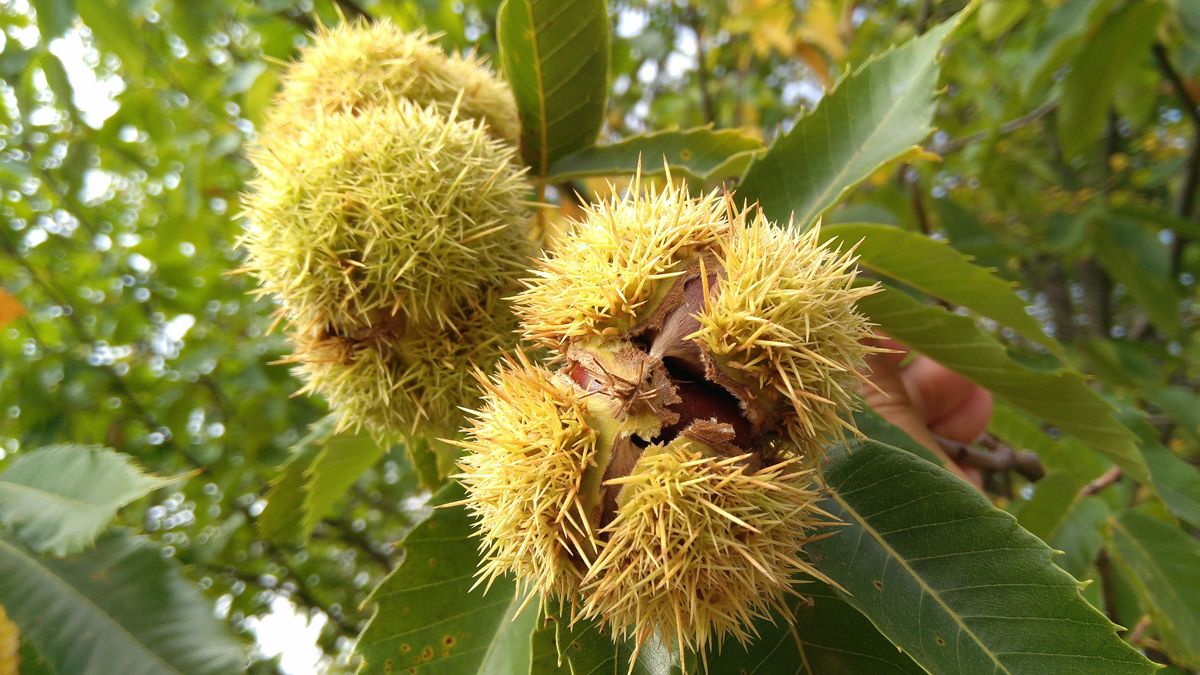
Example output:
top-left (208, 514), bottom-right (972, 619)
top-left (936, 101), bottom-right (1056, 155)
top-left (915, 0), bottom-right (933, 35)
top-left (934, 433), bottom-right (1046, 482)
top-left (1129, 615), bottom-right (1153, 645)
top-left (1079, 466), bottom-right (1123, 497)
top-left (1095, 549), bottom-right (1121, 624)
top-left (1151, 42), bottom-right (1200, 279)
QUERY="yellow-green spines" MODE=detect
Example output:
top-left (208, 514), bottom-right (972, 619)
top-left (693, 213), bottom-right (878, 448)
top-left (584, 438), bottom-right (829, 658)
top-left (515, 180), bottom-right (729, 349)
top-left (287, 285), bottom-right (519, 454)
top-left (455, 352), bottom-right (598, 600)
top-left (514, 178), bottom-right (876, 449)
top-left (266, 21), bottom-right (519, 143)
top-left (460, 176), bottom-right (879, 661)
top-left (241, 102), bottom-right (532, 330)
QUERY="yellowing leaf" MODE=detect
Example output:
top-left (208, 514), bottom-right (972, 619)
top-left (798, 0), bottom-right (845, 61)
top-left (795, 44), bottom-right (833, 90)
top-left (0, 604), bottom-right (16, 675)
top-left (0, 291), bottom-right (24, 329)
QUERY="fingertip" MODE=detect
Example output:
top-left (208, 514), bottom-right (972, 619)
top-left (929, 386), bottom-right (994, 444)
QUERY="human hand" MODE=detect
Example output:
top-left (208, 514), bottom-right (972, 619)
top-left (861, 338), bottom-right (993, 488)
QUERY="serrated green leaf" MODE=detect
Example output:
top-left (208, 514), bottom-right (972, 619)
top-left (477, 591), bottom-right (537, 675)
top-left (0, 445), bottom-right (177, 556)
top-left (1057, 1), bottom-right (1165, 158)
top-left (0, 531), bottom-right (244, 675)
top-left (1016, 472), bottom-right (1110, 579)
top-left (1017, 472), bottom-right (1086, 541)
top-left (300, 432), bottom-right (385, 537)
top-left (739, 7), bottom-right (972, 228)
top-left (356, 481), bottom-right (531, 674)
top-left (257, 415), bottom-right (337, 543)
top-left (989, 404), bottom-right (1112, 485)
top-left (1106, 512), bottom-right (1200, 669)
top-left (498, 0), bottom-right (609, 178)
top-left (703, 584), bottom-right (924, 674)
top-left (859, 286), bottom-right (1148, 482)
top-left (823, 223), bottom-right (1058, 352)
top-left (547, 127), bottom-right (763, 183)
top-left (529, 608), bottom-right (681, 675)
top-left (808, 440), bottom-right (1157, 674)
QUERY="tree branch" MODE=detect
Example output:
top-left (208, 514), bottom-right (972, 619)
top-left (935, 100), bottom-right (1056, 155)
top-left (1151, 42), bottom-right (1200, 279)
top-left (934, 433), bottom-right (1046, 483)
top-left (1080, 466), bottom-right (1123, 497)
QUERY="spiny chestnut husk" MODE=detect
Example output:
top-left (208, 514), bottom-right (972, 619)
top-left (515, 178), bottom-right (877, 450)
top-left (264, 20), bottom-right (519, 143)
top-left (286, 286), bottom-right (517, 469)
top-left (241, 102), bottom-right (531, 330)
top-left (241, 97), bottom-right (531, 451)
top-left (458, 179), bottom-right (879, 659)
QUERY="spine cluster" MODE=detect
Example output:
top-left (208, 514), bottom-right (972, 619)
top-left (458, 177), bottom-right (879, 659)
top-left (239, 21), bottom-right (531, 474)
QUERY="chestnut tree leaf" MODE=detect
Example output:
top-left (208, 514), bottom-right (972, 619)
top-left (356, 481), bottom-right (534, 674)
top-left (547, 127), bottom-right (763, 183)
top-left (703, 583), bottom-right (924, 674)
top-left (498, 0), bottom-right (609, 178)
top-left (808, 439), bottom-right (1157, 674)
top-left (0, 445), bottom-right (178, 556)
top-left (738, 5), bottom-right (973, 228)
top-left (530, 609), bottom-right (682, 675)
top-left (257, 415), bottom-right (337, 544)
top-left (0, 530), bottom-right (244, 675)
top-left (822, 223), bottom-right (1059, 353)
top-left (1057, 2), bottom-right (1165, 158)
top-left (858, 286), bottom-right (1149, 482)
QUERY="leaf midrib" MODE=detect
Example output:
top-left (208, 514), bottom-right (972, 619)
top-left (522, 0), bottom-right (549, 177)
top-left (0, 537), bottom-right (185, 675)
top-left (0, 479), bottom-right (129, 509)
top-left (826, 478), bottom-right (1012, 674)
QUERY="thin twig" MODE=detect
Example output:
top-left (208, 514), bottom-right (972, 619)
top-left (1095, 550), bottom-right (1120, 624)
top-left (1080, 466), bottom-right (1123, 497)
top-left (915, 0), bottom-right (933, 35)
top-left (1129, 615), bottom-right (1153, 645)
top-left (935, 100), bottom-right (1056, 154)
top-left (314, 518), bottom-right (395, 571)
top-left (934, 433), bottom-right (1046, 482)
top-left (1151, 42), bottom-right (1200, 278)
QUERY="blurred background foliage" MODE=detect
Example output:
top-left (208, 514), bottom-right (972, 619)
top-left (0, 0), bottom-right (1198, 671)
